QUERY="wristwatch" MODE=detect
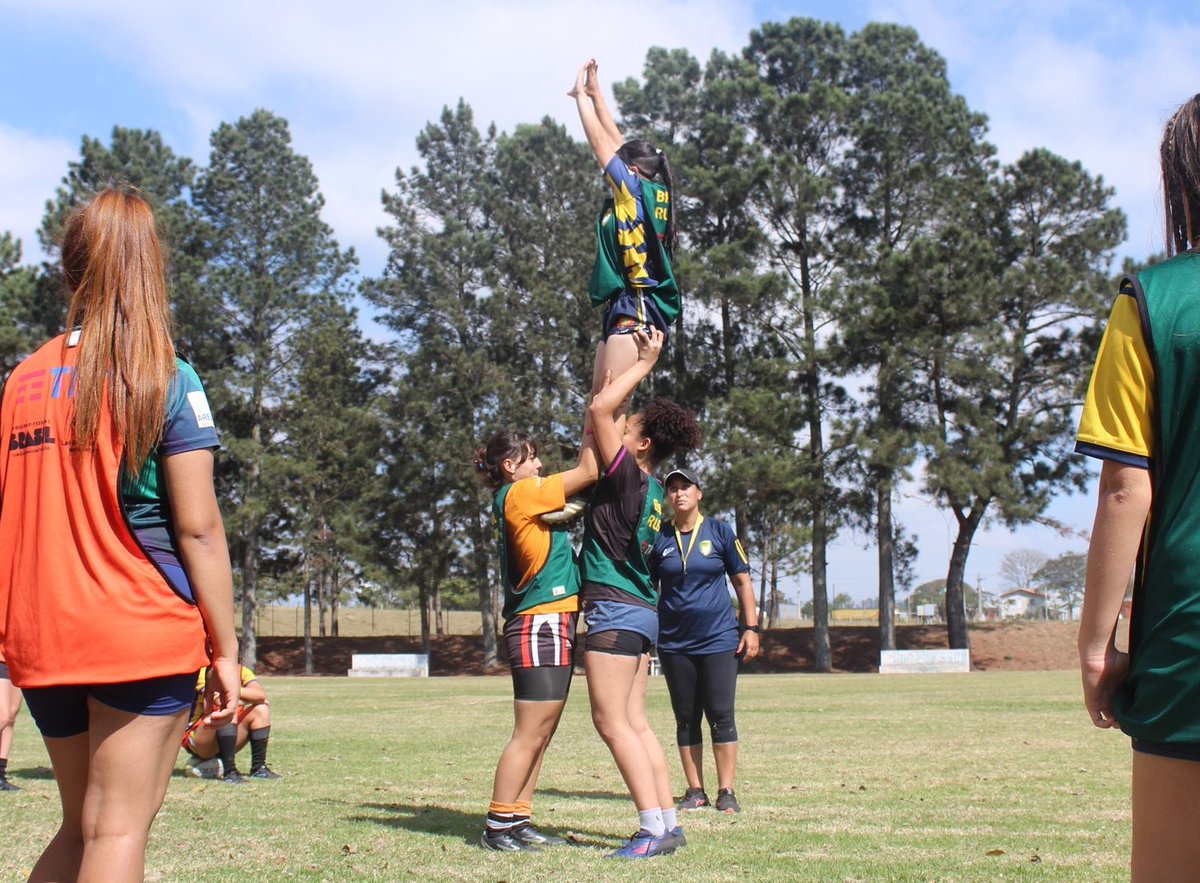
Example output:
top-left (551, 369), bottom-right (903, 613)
top-left (744, 624), bottom-right (762, 634)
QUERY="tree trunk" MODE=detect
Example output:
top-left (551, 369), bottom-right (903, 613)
top-left (769, 556), bottom-right (780, 624)
top-left (475, 507), bottom-right (499, 668)
top-left (945, 505), bottom-right (984, 650)
top-left (876, 476), bottom-right (897, 651)
top-left (799, 248), bottom-right (832, 674)
top-left (757, 531), bottom-right (770, 629)
top-left (419, 583), bottom-right (431, 657)
top-left (240, 518), bottom-right (259, 668)
top-left (810, 507), bottom-right (832, 673)
top-left (433, 584), bottom-right (444, 636)
top-left (240, 359), bottom-right (265, 669)
top-left (331, 565), bottom-right (340, 638)
top-left (303, 564), bottom-right (314, 676)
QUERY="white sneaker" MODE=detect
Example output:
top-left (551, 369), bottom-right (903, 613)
top-left (187, 756), bottom-right (223, 779)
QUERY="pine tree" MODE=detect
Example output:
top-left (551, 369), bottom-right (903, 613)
top-left (195, 109), bottom-right (356, 666)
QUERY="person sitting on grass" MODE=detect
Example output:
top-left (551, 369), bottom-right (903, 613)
top-left (182, 665), bottom-right (281, 784)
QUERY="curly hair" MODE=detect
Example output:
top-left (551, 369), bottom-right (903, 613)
top-left (640, 398), bottom-right (701, 469)
top-left (474, 430), bottom-right (536, 492)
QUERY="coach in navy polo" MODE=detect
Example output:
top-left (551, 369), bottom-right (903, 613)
top-left (649, 468), bottom-right (760, 815)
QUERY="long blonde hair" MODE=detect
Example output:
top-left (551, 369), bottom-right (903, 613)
top-left (61, 187), bottom-right (177, 476)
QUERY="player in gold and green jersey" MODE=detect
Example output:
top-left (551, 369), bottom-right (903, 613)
top-left (1077, 92), bottom-right (1200, 878)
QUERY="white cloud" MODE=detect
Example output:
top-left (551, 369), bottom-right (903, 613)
top-left (4, 0), bottom-right (758, 274)
top-left (0, 126), bottom-right (75, 263)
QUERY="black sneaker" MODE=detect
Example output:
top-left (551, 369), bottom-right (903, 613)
top-left (249, 765), bottom-right (282, 780)
top-left (222, 769), bottom-right (248, 785)
top-left (678, 786), bottom-right (709, 810)
top-left (510, 823), bottom-right (566, 846)
top-left (480, 827), bottom-right (541, 852)
top-left (715, 788), bottom-right (741, 814)
top-left (0, 776), bottom-right (19, 792)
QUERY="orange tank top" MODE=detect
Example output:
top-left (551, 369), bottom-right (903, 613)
top-left (0, 333), bottom-right (208, 687)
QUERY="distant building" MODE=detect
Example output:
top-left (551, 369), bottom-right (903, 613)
top-left (998, 588), bottom-right (1050, 619)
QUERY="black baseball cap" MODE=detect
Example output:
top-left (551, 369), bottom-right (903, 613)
top-left (663, 467), bottom-right (701, 489)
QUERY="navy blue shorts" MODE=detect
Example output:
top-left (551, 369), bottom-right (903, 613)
top-left (23, 672), bottom-right (199, 739)
top-left (584, 600), bottom-right (658, 654)
top-left (601, 291), bottom-right (671, 341)
top-left (1132, 738), bottom-right (1200, 762)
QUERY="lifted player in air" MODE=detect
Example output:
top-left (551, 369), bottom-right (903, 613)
top-left (545, 58), bottom-right (680, 528)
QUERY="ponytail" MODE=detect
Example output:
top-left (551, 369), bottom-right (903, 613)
top-left (616, 139), bottom-right (678, 258)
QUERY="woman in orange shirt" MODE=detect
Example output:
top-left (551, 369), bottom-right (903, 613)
top-left (0, 188), bottom-right (240, 880)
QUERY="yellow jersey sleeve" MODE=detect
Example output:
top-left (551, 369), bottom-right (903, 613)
top-left (1076, 290), bottom-right (1154, 467)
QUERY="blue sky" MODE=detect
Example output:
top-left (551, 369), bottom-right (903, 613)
top-left (2, 0), bottom-right (1196, 603)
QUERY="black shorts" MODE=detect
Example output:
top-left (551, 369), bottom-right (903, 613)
top-left (23, 672), bottom-right (198, 739)
top-left (511, 666), bottom-right (574, 702)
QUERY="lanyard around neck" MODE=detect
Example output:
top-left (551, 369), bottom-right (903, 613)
top-left (673, 514), bottom-right (705, 574)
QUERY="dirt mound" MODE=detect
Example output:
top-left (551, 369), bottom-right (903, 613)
top-left (254, 620), bottom-right (1082, 676)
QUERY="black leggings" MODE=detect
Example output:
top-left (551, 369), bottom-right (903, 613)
top-left (658, 650), bottom-right (739, 746)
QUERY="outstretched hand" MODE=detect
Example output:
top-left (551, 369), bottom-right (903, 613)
top-left (568, 58), bottom-right (594, 98)
top-left (633, 327), bottom-right (664, 366)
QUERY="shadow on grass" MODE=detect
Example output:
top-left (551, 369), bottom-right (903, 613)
top-left (352, 802), bottom-right (615, 850)
top-left (10, 765), bottom-right (54, 781)
top-left (535, 787), bottom-right (628, 802)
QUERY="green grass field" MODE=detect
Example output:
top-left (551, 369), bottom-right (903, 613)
top-left (0, 671), bottom-right (1129, 881)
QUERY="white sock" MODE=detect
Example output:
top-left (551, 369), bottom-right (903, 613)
top-left (638, 808), bottom-right (666, 836)
top-left (662, 807), bottom-right (678, 830)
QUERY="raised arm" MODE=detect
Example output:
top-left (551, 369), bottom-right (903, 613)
top-left (570, 58), bottom-right (623, 171)
top-left (559, 433), bottom-right (601, 497)
top-left (587, 328), bottom-right (663, 465)
top-left (1078, 460), bottom-right (1151, 729)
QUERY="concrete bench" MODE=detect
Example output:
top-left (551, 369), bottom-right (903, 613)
top-left (879, 648), bottom-right (970, 674)
top-left (347, 653), bottom-right (429, 678)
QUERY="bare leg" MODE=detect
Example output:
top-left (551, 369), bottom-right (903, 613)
top-left (1131, 750), bottom-right (1200, 882)
top-left (28, 733), bottom-right (89, 882)
top-left (490, 699), bottom-right (567, 805)
top-left (590, 335), bottom-right (640, 426)
top-left (74, 699), bottom-right (186, 883)
top-left (585, 651), bottom-right (660, 809)
top-left (713, 741), bottom-right (738, 792)
top-left (0, 678), bottom-right (21, 761)
top-left (677, 744), bottom-right (705, 791)
top-left (626, 655), bottom-right (674, 811)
